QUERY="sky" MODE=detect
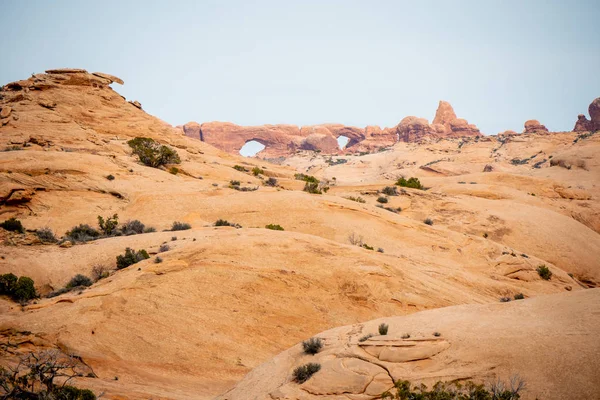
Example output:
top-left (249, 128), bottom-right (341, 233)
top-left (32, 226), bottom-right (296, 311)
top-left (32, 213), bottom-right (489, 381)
top-left (2, 0), bottom-right (600, 135)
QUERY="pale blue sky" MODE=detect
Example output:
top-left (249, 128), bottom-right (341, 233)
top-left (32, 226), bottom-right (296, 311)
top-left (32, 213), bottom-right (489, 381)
top-left (2, 0), bottom-right (599, 134)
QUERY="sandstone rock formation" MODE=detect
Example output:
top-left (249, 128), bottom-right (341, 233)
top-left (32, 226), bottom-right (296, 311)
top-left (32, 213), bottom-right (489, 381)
top-left (524, 119), bottom-right (549, 134)
top-left (573, 97), bottom-right (600, 132)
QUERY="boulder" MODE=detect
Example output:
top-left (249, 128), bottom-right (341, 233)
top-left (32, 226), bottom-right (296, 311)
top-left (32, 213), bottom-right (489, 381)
top-left (574, 114), bottom-right (593, 132)
top-left (92, 72), bottom-right (124, 85)
top-left (524, 120), bottom-right (549, 134)
top-left (182, 121), bottom-right (203, 140)
top-left (0, 106), bottom-right (11, 118)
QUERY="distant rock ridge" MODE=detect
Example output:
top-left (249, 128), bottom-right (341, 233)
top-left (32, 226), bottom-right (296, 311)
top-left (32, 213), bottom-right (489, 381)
top-left (184, 101), bottom-right (482, 157)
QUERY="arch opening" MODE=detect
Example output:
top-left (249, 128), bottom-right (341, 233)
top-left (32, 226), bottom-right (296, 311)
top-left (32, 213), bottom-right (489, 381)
top-left (239, 140), bottom-right (266, 157)
top-left (337, 135), bottom-right (349, 149)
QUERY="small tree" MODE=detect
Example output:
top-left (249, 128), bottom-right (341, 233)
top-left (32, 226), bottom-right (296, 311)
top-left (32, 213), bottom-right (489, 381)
top-left (127, 137), bottom-right (181, 168)
top-left (0, 217), bottom-right (25, 233)
top-left (378, 323), bottom-right (389, 335)
top-left (536, 265), bottom-right (552, 280)
top-left (116, 248), bottom-right (150, 269)
top-left (98, 214), bottom-right (119, 236)
top-left (13, 277), bottom-right (37, 302)
top-left (396, 177), bottom-right (424, 190)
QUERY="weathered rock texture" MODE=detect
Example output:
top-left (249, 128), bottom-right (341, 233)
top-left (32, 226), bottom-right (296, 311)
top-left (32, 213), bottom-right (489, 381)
top-left (573, 97), bottom-right (600, 132)
top-left (524, 119), bottom-right (549, 134)
top-left (183, 101), bottom-right (480, 157)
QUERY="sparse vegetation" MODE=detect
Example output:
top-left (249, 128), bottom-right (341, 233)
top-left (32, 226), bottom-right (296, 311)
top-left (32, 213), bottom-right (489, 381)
top-left (359, 333), bottom-right (374, 342)
top-left (215, 219), bottom-right (242, 228)
top-left (66, 274), bottom-right (93, 289)
top-left (98, 214), bottom-right (119, 236)
top-left (116, 248), bottom-right (150, 269)
top-left (36, 227), bottom-right (57, 243)
top-left (106, 174), bottom-right (115, 180)
top-left (376, 196), bottom-right (388, 204)
top-left (292, 363), bottom-right (321, 384)
top-left (424, 218), bottom-right (433, 226)
top-left (302, 337), bottom-right (323, 355)
top-left (536, 264), bottom-right (552, 280)
top-left (155, 256), bottom-right (163, 264)
top-left (433, 332), bottom-right (441, 337)
top-left (171, 221), bottom-right (191, 231)
top-left (401, 333), bottom-right (411, 339)
top-left (381, 186), bottom-right (399, 196)
top-left (396, 177), bottom-right (423, 190)
top-left (0, 274), bottom-right (36, 302)
top-left (303, 181), bottom-right (322, 194)
top-left (377, 205), bottom-right (402, 213)
top-left (381, 377), bottom-right (525, 400)
top-left (120, 219), bottom-right (150, 235)
top-left (265, 224), bottom-right (284, 231)
top-left (233, 165), bottom-right (248, 172)
top-left (65, 224), bottom-right (101, 242)
top-left (91, 264), bottom-right (110, 281)
top-left (344, 196), bottom-right (366, 203)
top-left (265, 177), bottom-right (278, 186)
top-left (295, 173), bottom-right (319, 183)
top-left (252, 166), bottom-right (264, 176)
top-left (378, 323), bottom-right (389, 335)
top-left (169, 166), bottom-right (180, 175)
top-left (362, 243), bottom-right (374, 250)
top-left (127, 137), bottom-right (181, 168)
top-left (0, 217), bottom-right (25, 233)
top-left (348, 232), bottom-right (364, 246)
top-left (159, 243), bottom-right (170, 252)
top-left (514, 293), bottom-right (525, 300)
top-left (500, 296), bottom-right (511, 302)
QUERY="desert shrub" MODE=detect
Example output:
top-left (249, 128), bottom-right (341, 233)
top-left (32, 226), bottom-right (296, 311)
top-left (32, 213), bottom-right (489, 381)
top-left (500, 296), bottom-right (511, 303)
top-left (514, 293), bottom-right (525, 300)
top-left (303, 181), bottom-right (322, 194)
top-left (169, 166), bottom-right (179, 175)
top-left (483, 164), bottom-right (493, 172)
top-left (0, 350), bottom-right (96, 400)
top-left (265, 224), bottom-right (284, 231)
top-left (292, 363), bottom-right (321, 384)
top-left (36, 227), bottom-right (57, 243)
top-left (66, 274), bottom-right (93, 288)
top-left (154, 256), bottom-right (163, 264)
top-left (159, 243), bottom-right (170, 252)
top-left (98, 214), bottom-right (119, 236)
top-left (215, 219), bottom-right (242, 228)
top-left (359, 333), bottom-right (374, 342)
top-left (550, 158), bottom-right (571, 169)
top-left (120, 219), bottom-right (146, 235)
top-left (106, 174), bottom-right (115, 180)
top-left (91, 265), bottom-right (110, 281)
top-left (344, 196), bottom-right (366, 203)
top-left (302, 337), bottom-right (323, 355)
top-left (433, 332), bottom-right (441, 337)
top-left (381, 186), bottom-right (398, 196)
top-left (377, 205), bottom-right (402, 213)
top-left (381, 378), bottom-right (524, 400)
top-left (483, 232), bottom-right (489, 238)
top-left (378, 323), bottom-right (389, 335)
top-left (377, 196), bottom-right (388, 204)
top-left (424, 218), bottom-right (433, 226)
top-left (377, 247), bottom-right (384, 253)
top-left (396, 177), bottom-right (423, 190)
top-left (362, 243), bottom-right (374, 250)
top-left (401, 333), bottom-right (411, 339)
top-left (252, 166), bottom-right (264, 176)
top-left (0, 273), bottom-right (18, 295)
top-left (171, 221), bottom-right (191, 231)
top-left (116, 248), bottom-right (150, 269)
top-left (143, 226), bottom-right (156, 233)
top-left (65, 224), bottom-right (100, 242)
top-left (12, 276), bottom-right (37, 302)
top-left (127, 137), bottom-right (180, 168)
top-left (0, 217), bottom-right (24, 233)
top-left (348, 232), bottom-right (364, 246)
top-left (233, 165), bottom-right (248, 172)
top-left (230, 180), bottom-right (241, 187)
top-left (3, 145), bottom-right (23, 151)
top-left (295, 173), bottom-right (319, 184)
top-left (536, 264), bottom-right (552, 280)
top-left (171, 236), bottom-right (177, 241)
top-left (265, 177), bottom-right (278, 186)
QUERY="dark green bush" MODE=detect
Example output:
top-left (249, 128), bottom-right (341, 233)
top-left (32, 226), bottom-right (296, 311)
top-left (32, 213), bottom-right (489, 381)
top-left (0, 273), bottom-right (18, 295)
top-left (120, 220), bottom-right (147, 235)
top-left (514, 293), bottom-right (525, 300)
top-left (362, 243), bottom-right (374, 250)
top-left (381, 378), bottom-right (524, 400)
top-left (66, 224), bottom-right (100, 242)
top-left (127, 137), bottom-right (180, 168)
top-left (295, 173), bottom-right (319, 184)
top-left (424, 218), bottom-right (433, 226)
top-left (116, 248), bottom-right (150, 269)
top-left (265, 177), bottom-right (278, 187)
top-left (106, 174), bottom-right (115, 181)
top-left (265, 224), bottom-right (284, 231)
top-left (344, 196), bottom-right (366, 203)
top-left (169, 167), bottom-right (179, 175)
top-left (36, 227), bottom-right (57, 243)
top-left (378, 323), bottom-right (388, 335)
top-left (98, 214), bottom-right (119, 236)
top-left (66, 274), bottom-right (93, 288)
top-left (215, 219), bottom-right (242, 228)
top-left (229, 180), bottom-right (241, 187)
top-left (233, 165), bottom-right (248, 172)
top-left (0, 217), bottom-right (24, 233)
top-left (154, 256), bottom-right (163, 264)
top-left (302, 337), bottom-right (323, 355)
top-left (381, 186), bottom-right (398, 196)
top-left (13, 276), bottom-right (37, 302)
top-left (293, 363), bottom-right (321, 384)
top-left (171, 221), bottom-right (191, 231)
top-left (55, 386), bottom-right (97, 400)
top-left (536, 264), bottom-right (552, 280)
top-left (377, 196), bottom-right (388, 204)
top-left (303, 182), bottom-right (322, 194)
top-left (396, 177), bottom-right (423, 190)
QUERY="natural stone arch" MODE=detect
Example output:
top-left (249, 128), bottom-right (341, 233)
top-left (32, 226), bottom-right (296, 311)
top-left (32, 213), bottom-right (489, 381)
top-left (239, 139), bottom-right (267, 157)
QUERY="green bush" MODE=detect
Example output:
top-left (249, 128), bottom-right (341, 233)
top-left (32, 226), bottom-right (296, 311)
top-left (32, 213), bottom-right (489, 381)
top-left (233, 165), bottom-right (248, 172)
top-left (66, 274), bottom-right (93, 288)
top-left (0, 273), bottom-right (18, 295)
top-left (295, 173), bottom-right (319, 184)
top-left (381, 378), bottom-right (524, 400)
top-left (0, 217), bottom-right (25, 233)
top-left (514, 293), bottom-right (525, 300)
top-left (66, 224), bottom-right (100, 242)
top-left (265, 224), bottom-right (284, 231)
top-left (378, 323), bottom-right (389, 335)
top-left (424, 218), bottom-right (433, 226)
top-left (396, 177), bottom-right (423, 190)
top-left (292, 363), bottom-right (321, 384)
top-left (116, 248), bottom-right (150, 269)
top-left (120, 220), bottom-right (148, 235)
top-left (302, 338), bottom-right (323, 355)
top-left (169, 167), bottom-right (179, 175)
top-left (98, 214), bottom-right (119, 236)
top-left (381, 186), bottom-right (398, 196)
top-left (362, 243), bottom-right (374, 250)
top-left (229, 180), bottom-right (241, 187)
top-left (36, 227), bottom-right (57, 243)
top-left (536, 264), bottom-right (552, 280)
top-left (252, 166), bottom-right (264, 176)
top-left (171, 221), bottom-right (191, 231)
top-left (215, 219), bottom-right (242, 228)
top-left (127, 137), bottom-right (181, 168)
top-left (344, 196), bottom-right (366, 203)
top-left (13, 276), bottom-right (37, 302)
top-left (106, 174), bottom-right (115, 181)
top-left (55, 386), bottom-right (97, 400)
top-left (303, 182), bottom-right (322, 194)
top-left (377, 196), bottom-right (388, 204)
top-left (265, 177), bottom-right (278, 187)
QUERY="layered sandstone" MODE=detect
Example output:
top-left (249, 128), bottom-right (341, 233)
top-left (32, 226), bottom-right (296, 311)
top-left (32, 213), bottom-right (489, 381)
top-left (524, 119), bottom-right (549, 134)
top-left (573, 97), bottom-right (600, 132)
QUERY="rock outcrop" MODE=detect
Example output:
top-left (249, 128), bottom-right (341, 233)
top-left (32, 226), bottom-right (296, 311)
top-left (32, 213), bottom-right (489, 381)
top-left (524, 119), bottom-right (549, 134)
top-left (573, 97), bottom-right (600, 132)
